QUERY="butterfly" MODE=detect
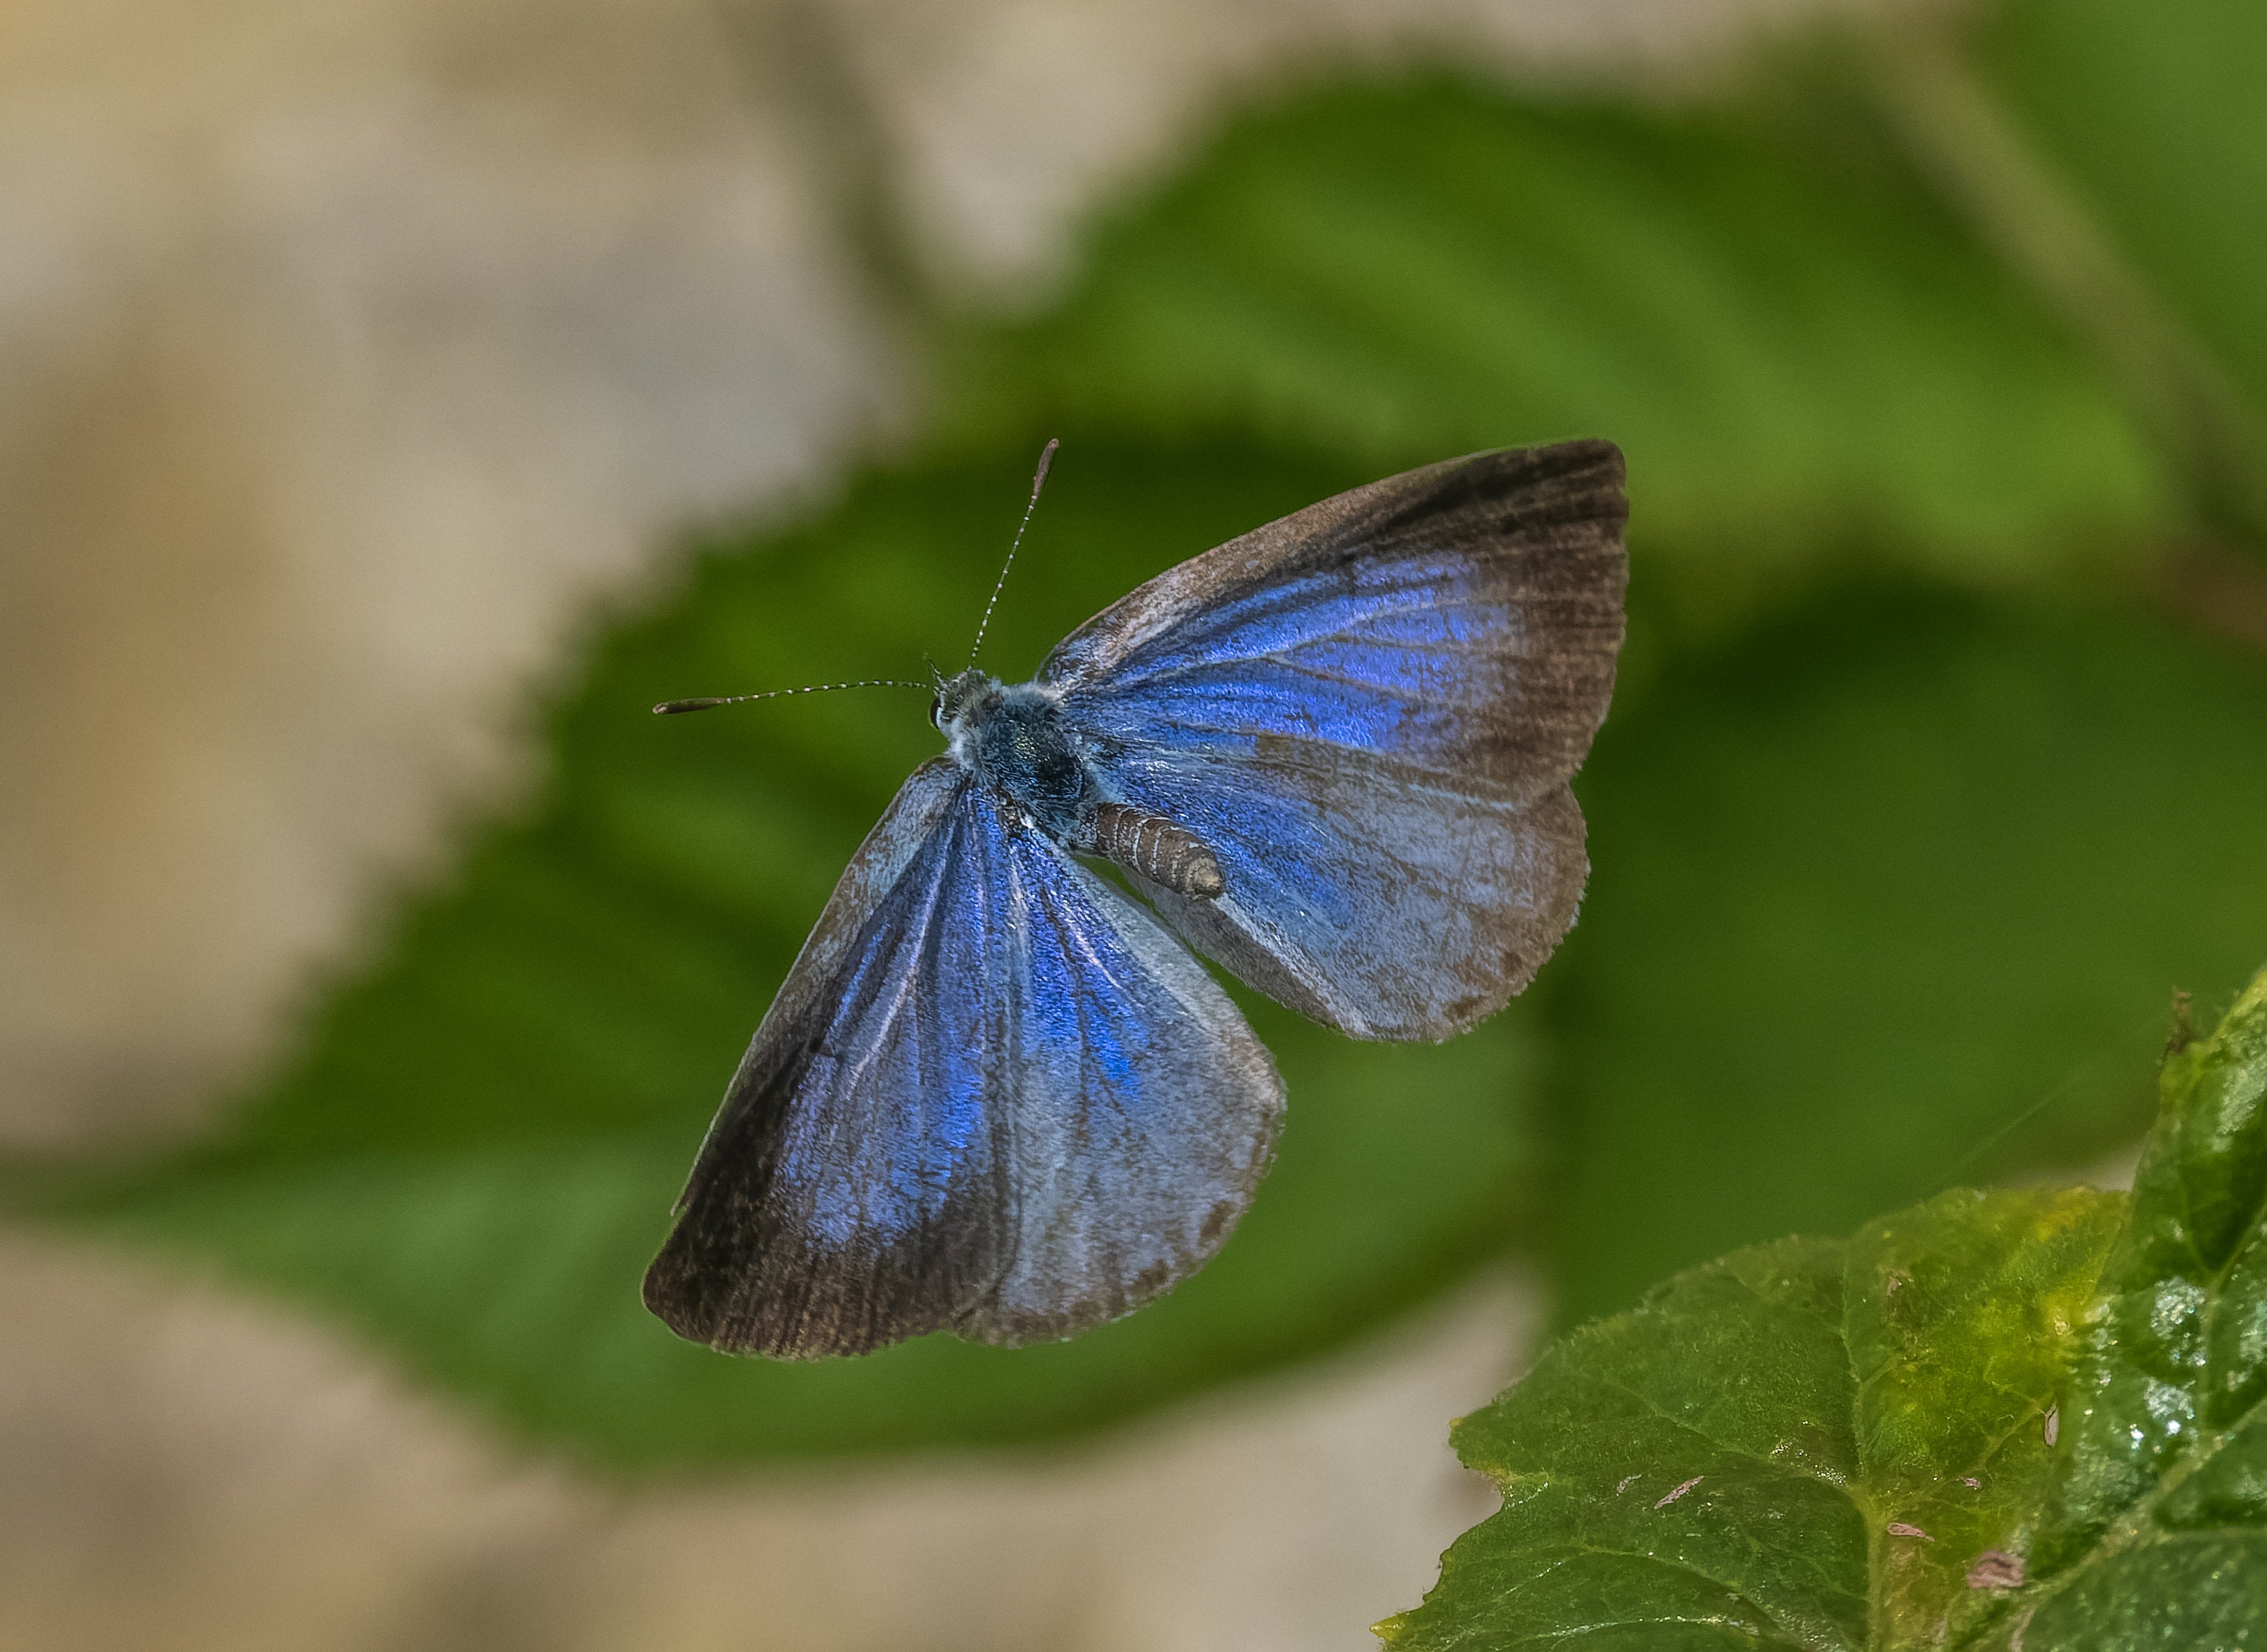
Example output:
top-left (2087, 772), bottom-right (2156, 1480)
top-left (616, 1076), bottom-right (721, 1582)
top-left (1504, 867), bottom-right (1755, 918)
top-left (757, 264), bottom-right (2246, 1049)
top-left (642, 440), bottom-right (1628, 1359)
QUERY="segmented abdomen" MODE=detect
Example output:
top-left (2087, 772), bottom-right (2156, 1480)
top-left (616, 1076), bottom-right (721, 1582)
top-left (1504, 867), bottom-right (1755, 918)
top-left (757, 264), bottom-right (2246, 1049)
top-left (1086, 803), bottom-right (1225, 900)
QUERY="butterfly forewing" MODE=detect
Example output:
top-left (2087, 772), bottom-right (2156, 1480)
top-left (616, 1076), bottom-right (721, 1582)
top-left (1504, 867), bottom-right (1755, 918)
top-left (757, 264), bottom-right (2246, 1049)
top-left (1042, 442), bottom-right (1625, 802)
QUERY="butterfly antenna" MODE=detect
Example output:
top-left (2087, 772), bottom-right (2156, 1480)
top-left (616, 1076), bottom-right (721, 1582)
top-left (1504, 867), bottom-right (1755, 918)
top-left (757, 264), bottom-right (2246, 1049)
top-left (653, 679), bottom-right (927, 715)
top-left (969, 437), bottom-right (1059, 665)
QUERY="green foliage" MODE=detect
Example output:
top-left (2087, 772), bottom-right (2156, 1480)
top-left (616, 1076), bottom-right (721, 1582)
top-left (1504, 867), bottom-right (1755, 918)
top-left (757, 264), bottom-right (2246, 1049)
top-left (947, 69), bottom-right (2170, 622)
top-left (1976, 0), bottom-right (2267, 542)
top-left (2018, 971), bottom-right (2267, 1644)
top-left (11, 0), bottom-right (2267, 1476)
top-left (1551, 588), bottom-right (2267, 1322)
top-left (1383, 969), bottom-right (2267, 1648)
top-left (1991, 0), bottom-right (2267, 377)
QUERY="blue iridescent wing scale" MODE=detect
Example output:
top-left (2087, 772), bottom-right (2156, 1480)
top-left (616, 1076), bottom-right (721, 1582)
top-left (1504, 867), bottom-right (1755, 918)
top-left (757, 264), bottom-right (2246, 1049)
top-left (642, 760), bottom-right (1283, 1357)
top-left (1044, 440), bottom-right (1627, 1040)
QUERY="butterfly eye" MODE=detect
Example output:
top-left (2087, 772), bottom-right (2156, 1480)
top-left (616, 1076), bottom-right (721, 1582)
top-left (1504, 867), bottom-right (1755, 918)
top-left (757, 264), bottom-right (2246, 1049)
top-left (930, 694), bottom-right (944, 728)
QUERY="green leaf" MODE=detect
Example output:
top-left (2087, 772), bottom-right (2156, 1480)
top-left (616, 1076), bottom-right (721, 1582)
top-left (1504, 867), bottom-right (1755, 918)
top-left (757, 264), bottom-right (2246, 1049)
top-left (2012, 971), bottom-right (2267, 1645)
top-left (22, 440), bottom-right (1540, 1469)
top-left (1549, 586), bottom-right (2267, 1324)
top-left (948, 71), bottom-right (2170, 617)
top-left (1381, 1188), bottom-right (2124, 1648)
top-left (1382, 970), bottom-right (2267, 1648)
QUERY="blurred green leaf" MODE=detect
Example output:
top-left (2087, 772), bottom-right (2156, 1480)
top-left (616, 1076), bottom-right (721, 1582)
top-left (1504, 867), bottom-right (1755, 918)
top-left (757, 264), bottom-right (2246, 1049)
top-left (1551, 587), bottom-right (2267, 1323)
top-left (947, 71), bottom-right (2171, 620)
top-left (32, 442), bottom-right (1541, 1468)
top-left (1383, 968), bottom-right (2267, 1649)
top-left (1865, 0), bottom-right (2267, 552)
top-left (1976, 0), bottom-right (2267, 414)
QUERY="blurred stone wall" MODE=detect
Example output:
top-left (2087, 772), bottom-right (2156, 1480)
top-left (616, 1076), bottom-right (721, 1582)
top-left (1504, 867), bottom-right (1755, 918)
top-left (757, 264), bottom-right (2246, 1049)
top-left (0, 2), bottom-right (1901, 1648)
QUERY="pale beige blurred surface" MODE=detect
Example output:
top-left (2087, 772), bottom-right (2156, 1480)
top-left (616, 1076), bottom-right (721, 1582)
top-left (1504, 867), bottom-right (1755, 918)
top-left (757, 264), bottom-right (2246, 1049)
top-left (0, 1228), bottom-right (1535, 1652)
top-left (0, 0), bottom-right (897, 1150)
top-left (0, 2), bottom-right (1916, 1647)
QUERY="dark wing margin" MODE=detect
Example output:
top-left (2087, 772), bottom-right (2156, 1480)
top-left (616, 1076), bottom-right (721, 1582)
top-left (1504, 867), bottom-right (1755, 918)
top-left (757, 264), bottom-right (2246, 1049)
top-left (1041, 440), bottom-right (1627, 804)
top-left (1042, 440), bottom-right (1627, 1040)
top-left (642, 765), bottom-right (1284, 1359)
top-left (642, 758), bottom-right (992, 1357)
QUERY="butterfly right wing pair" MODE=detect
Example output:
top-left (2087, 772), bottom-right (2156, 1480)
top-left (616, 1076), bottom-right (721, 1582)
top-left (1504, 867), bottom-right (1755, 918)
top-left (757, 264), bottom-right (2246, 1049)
top-left (643, 760), bottom-right (1283, 1358)
top-left (1046, 440), bottom-right (1628, 1040)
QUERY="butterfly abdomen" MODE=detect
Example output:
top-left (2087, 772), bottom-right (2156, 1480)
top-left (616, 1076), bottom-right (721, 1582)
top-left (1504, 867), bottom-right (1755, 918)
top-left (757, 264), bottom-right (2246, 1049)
top-left (1086, 803), bottom-right (1225, 900)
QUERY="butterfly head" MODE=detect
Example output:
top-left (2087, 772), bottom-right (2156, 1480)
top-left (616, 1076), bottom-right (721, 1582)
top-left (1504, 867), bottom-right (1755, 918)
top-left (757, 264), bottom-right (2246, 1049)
top-left (931, 666), bottom-right (1002, 747)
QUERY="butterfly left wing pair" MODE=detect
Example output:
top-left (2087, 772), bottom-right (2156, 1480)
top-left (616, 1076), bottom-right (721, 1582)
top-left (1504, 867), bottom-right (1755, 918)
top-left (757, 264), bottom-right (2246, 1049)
top-left (642, 760), bottom-right (1283, 1358)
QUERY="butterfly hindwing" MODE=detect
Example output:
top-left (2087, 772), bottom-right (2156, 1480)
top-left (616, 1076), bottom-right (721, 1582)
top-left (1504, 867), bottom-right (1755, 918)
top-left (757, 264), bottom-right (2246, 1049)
top-left (1044, 441), bottom-right (1627, 1040)
top-left (966, 804), bottom-right (1283, 1345)
top-left (642, 761), bottom-right (1283, 1358)
top-left (1108, 750), bottom-right (1591, 1038)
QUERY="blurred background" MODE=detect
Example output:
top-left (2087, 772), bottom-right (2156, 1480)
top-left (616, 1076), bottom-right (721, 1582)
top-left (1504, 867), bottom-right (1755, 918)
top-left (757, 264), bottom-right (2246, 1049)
top-left (3, 0), bottom-right (2262, 1647)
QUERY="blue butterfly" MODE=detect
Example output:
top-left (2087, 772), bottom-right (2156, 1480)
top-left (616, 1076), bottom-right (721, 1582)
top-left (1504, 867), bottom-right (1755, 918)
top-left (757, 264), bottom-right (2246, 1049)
top-left (644, 441), bottom-right (1627, 1357)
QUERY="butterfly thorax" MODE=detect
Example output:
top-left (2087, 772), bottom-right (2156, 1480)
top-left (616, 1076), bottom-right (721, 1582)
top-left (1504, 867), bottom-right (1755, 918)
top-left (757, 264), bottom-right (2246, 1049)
top-left (934, 668), bottom-right (1224, 900)
top-left (942, 675), bottom-right (1095, 829)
